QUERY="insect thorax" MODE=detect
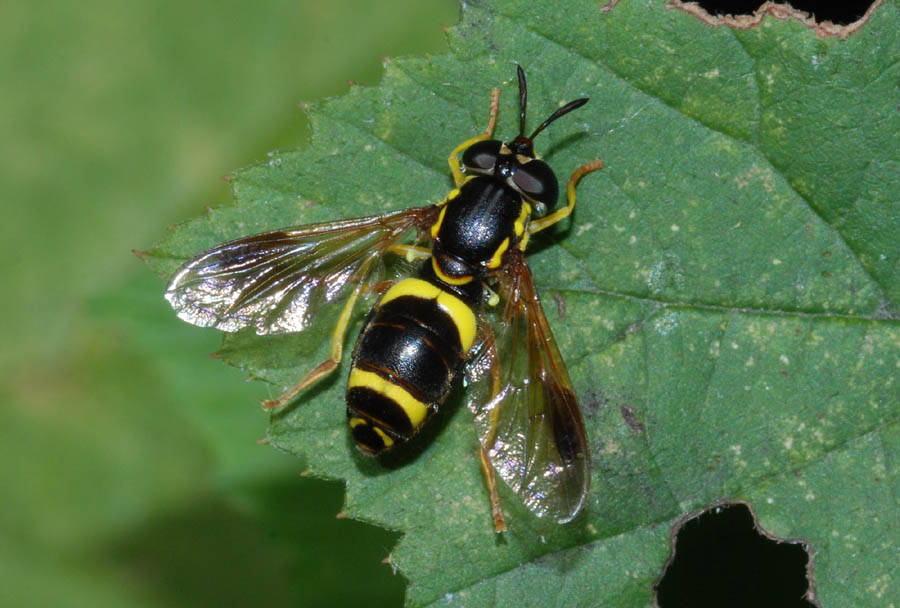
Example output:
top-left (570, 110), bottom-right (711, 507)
top-left (430, 177), bottom-right (530, 288)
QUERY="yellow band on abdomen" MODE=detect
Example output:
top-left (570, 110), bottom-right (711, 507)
top-left (348, 368), bottom-right (429, 428)
top-left (379, 278), bottom-right (476, 352)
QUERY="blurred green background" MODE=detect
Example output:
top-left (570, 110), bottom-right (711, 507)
top-left (0, 1), bottom-right (457, 605)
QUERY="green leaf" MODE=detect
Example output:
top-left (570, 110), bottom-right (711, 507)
top-left (148, 0), bottom-right (900, 605)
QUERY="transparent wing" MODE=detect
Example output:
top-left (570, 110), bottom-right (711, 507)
top-left (465, 252), bottom-right (591, 522)
top-left (165, 206), bottom-right (438, 334)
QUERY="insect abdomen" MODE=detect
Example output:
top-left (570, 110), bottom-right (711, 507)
top-left (347, 277), bottom-right (476, 455)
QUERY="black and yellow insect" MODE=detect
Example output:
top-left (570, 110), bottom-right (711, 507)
top-left (166, 66), bottom-right (602, 531)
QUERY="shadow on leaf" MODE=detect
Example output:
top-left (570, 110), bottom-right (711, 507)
top-left (92, 477), bottom-right (403, 608)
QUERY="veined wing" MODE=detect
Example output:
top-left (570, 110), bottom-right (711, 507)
top-left (166, 206), bottom-right (438, 335)
top-left (466, 251), bottom-right (591, 522)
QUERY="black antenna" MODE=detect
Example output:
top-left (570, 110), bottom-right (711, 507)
top-left (529, 97), bottom-right (589, 141)
top-left (516, 64), bottom-right (528, 137)
top-left (509, 66), bottom-right (589, 155)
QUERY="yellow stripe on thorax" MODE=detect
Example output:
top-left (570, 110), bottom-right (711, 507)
top-left (514, 202), bottom-right (531, 237)
top-left (487, 202), bottom-right (529, 267)
top-left (432, 176), bottom-right (477, 235)
top-left (436, 175), bottom-right (475, 209)
top-left (430, 206), bottom-right (447, 239)
top-left (438, 188), bottom-right (460, 208)
top-left (519, 230), bottom-right (530, 252)
top-left (348, 368), bottom-right (428, 429)
top-left (380, 278), bottom-right (476, 352)
top-left (431, 257), bottom-right (473, 286)
top-left (486, 237), bottom-right (509, 269)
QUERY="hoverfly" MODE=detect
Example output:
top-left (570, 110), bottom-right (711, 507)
top-left (165, 66), bottom-right (603, 531)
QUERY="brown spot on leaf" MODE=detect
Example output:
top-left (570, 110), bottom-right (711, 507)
top-left (601, 0), bottom-right (622, 12)
top-left (551, 291), bottom-right (567, 319)
top-left (616, 321), bottom-right (645, 341)
top-left (581, 389), bottom-right (610, 415)
top-left (620, 404), bottom-right (646, 433)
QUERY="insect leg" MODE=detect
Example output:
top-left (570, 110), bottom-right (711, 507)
top-left (474, 324), bottom-right (506, 532)
top-left (387, 243), bottom-right (432, 263)
top-left (261, 257), bottom-right (377, 411)
top-left (448, 88), bottom-right (501, 186)
top-left (527, 158), bottom-right (604, 234)
top-left (479, 446), bottom-right (507, 533)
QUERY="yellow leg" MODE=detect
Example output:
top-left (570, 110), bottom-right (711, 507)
top-left (474, 328), bottom-right (506, 532)
top-left (387, 243), bottom-right (432, 263)
top-left (448, 88), bottom-right (501, 186)
top-left (261, 258), bottom-right (375, 411)
top-left (480, 447), bottom-right (507, 533)
top-left (528, 158), bottom-right (604, 234)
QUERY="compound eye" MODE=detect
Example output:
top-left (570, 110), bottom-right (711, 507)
top-left (511, 158), bottom-right (559, 207)
top-left (462, 140), bottom-right (502, 173)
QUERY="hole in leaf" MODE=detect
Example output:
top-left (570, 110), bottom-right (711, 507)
top-left (694, 0), bottom-right (769, 15)
top-left (654, 501), bottom-right (819, 608)
top-left (689, 0), bottom-right (873, 25)
top-left (671, 0), bottom-right (883, 38)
